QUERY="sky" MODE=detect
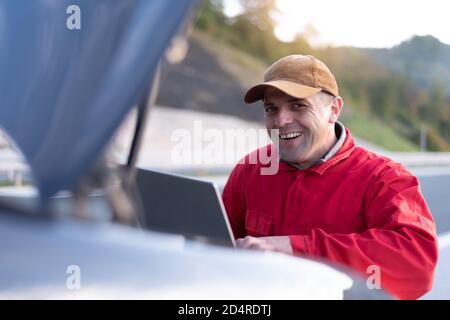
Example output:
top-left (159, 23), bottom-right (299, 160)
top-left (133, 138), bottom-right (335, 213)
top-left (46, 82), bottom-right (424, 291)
top-left (223, 0), bottom-right (450, 48)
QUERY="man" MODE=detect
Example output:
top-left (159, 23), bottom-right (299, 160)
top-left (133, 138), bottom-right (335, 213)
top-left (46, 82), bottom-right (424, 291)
top-left (222, 54), bottom-right (438, 299)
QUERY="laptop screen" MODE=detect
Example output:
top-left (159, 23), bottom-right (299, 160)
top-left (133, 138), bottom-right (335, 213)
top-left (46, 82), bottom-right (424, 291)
top-left (135, 168), bottom-right (235, 247)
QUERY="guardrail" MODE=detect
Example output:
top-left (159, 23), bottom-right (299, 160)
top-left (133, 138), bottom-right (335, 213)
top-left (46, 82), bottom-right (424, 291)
top-left (0, 150), bottom-right (30, 186)
top-left (2, 148), bottom-right (450, 188)
top-left (387, 152), bottom-right (450, 167)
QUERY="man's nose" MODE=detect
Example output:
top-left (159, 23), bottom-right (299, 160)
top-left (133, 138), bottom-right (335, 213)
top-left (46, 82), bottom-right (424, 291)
top-left (275, 109), bottom-right (294, 128)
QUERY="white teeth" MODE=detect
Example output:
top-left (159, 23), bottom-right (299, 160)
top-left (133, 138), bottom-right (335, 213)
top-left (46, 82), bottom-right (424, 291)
top-left (280, 132), bottom-right (302, 139)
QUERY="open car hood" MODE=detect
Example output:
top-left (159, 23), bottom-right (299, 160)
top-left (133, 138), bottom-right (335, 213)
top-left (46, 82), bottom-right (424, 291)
top-left (0, 0), bottom-right (195, 198)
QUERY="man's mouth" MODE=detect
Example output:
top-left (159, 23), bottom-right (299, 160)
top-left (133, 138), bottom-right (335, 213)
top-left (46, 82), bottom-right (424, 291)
top-left (279, 131), bottom-right (303, 140)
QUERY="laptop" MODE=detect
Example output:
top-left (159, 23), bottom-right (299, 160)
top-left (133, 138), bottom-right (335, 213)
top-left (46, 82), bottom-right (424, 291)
top-left (134, 167), bottom-right (236, 247)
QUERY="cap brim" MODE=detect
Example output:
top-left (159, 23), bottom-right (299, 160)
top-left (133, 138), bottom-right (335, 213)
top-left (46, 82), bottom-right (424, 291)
top-left (244, 80), bottom-right (322, 104)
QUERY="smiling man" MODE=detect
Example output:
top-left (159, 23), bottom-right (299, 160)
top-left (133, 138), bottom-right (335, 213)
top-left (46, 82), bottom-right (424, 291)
top-left (222, 54), bottom-right (438, 299)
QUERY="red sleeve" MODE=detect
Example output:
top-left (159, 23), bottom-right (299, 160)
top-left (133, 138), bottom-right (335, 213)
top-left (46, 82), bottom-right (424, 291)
top-left (222, 163), bottom-right (248, 239)
top-left (290, 163), bottom-right (438, 300)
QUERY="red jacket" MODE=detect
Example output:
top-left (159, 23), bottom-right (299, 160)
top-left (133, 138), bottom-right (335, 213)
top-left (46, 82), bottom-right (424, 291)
top-left (222, 129), bottom-right (438, 299)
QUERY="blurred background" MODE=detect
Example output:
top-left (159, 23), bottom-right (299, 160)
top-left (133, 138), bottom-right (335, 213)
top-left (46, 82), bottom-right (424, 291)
top-left (159, 0), bottom-right (450, 153)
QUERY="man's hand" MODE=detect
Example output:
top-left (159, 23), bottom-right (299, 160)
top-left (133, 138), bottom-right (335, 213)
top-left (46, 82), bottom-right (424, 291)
top-left (236, 236), bottom-right (293, 255)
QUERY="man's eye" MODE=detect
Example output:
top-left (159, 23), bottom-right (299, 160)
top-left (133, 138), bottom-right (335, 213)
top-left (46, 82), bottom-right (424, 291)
top-left (264, 106), bottom-right (277, 113)
top-left (292, 103), bottom-right (306, 109)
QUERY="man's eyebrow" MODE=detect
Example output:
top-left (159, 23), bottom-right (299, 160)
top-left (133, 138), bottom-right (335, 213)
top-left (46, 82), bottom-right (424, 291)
top-left (287, 98), bottom-right (308, 103)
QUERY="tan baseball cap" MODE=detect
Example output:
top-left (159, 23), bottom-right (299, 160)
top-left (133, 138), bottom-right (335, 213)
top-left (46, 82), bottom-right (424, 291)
top-left (244, 54), bottom-right (339, 103)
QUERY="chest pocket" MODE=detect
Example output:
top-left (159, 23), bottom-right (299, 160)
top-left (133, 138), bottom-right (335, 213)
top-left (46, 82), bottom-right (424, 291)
top-left (245, 210), bottom-right (273, 237)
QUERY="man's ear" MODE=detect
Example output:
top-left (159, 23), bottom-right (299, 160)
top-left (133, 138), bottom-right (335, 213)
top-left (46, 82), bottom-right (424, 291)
top-left (329, 96), bottom-right (344, 124)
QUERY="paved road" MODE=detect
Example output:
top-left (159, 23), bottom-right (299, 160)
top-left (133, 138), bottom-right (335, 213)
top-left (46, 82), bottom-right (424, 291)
top-left (417, 173), bottom-right (450, 234)
top-left (415, 173), bottom-right (450, 299)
